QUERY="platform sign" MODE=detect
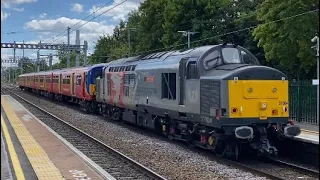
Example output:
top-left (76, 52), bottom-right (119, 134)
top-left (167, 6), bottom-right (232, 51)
top-left (313, 79), bottom-right (319, 85)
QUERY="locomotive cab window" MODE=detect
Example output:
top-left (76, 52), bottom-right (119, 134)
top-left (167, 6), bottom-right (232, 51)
top-left (187, 61), bottom-right (198, 79)
top-left (240, 50), bottom-right (259, 65)
top-left (203, 50), bottom-right (221, 70)
top-left (221, 48), bottom-right (241, 64)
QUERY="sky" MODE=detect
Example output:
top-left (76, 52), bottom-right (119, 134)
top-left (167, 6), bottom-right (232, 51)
top-left (1, 0), bottom-right (144, 67)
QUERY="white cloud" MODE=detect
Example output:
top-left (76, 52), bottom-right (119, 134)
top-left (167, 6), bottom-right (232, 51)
top-left (24, 17), bottom-right (114, 36)
top-left (1, 9), bottom-right (10, 21)
top-left (1, 0), bottom-right (36, 21)
top-left (88, 0), bottom-right (144, 21)
top-left (13, 7), bottom-right (24, 12)
top-left (1, 0), bottom-right (37, 8)
top-left (23, 17), bottom-right (115, 55)
top-left (71, 3), bottom-right (84, 13)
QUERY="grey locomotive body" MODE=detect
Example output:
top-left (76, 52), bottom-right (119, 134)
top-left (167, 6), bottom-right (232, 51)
top-left (95, 44), bottom-right (300, 159)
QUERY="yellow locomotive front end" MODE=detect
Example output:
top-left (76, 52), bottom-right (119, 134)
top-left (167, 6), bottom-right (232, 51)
top-left (197, 44), bottom-right (301, 158)
top-left (228, 79), bottom-right (289, 120)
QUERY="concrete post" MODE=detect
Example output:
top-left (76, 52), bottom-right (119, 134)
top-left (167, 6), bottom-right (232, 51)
top-left (21, 40), bottom-right (24, 74)
top-left (75, 30), bottom-right (80, 67)
top-left (49, 54), bottom-right (53, 70)
top-left (83, 41), bottom-right (87, 66)
top-left (67, 27), bottom-right (71, 68)
top-left (13, 41), bottom-right (16, 83)
top-left (37, 51), bottom-right (40, 72)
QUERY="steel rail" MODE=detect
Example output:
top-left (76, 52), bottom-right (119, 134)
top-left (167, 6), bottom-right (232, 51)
top-left (1, 86), bottom-right (167, 180)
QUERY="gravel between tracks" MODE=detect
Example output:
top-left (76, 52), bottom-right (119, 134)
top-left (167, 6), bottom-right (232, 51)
top-left (8, 89), bottom-right (268, 180)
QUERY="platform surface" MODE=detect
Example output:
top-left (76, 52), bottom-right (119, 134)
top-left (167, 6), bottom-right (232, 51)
top-left (293, 122), bottom-right (319, 145)
top-left (1, 95), bottom-right (107, 180)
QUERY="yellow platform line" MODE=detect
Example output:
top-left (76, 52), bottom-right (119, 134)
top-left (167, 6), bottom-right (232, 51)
top-left (1, 115), bottom-right (25, 180)
top-left (1, 97), bottom-right (63, 180)
top-left (301, 129), bottom-right (319, 134)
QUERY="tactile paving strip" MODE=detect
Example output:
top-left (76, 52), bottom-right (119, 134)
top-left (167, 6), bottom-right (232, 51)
top-left (1, 97), bottom-right (64, 180)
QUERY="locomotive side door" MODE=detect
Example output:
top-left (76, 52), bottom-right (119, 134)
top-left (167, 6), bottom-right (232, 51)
top-left (184, 58), bottom-right (200, 113)
top-left (179, 58), bottom-right (188, 105)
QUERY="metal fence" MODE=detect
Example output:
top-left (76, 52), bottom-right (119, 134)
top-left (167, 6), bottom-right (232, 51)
top-left (289, 81), bottom-right (318, 124)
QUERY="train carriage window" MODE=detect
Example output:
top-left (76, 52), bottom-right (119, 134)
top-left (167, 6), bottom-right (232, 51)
top-left (124, 86), bottom-right (129, 96)
top-left (46, 77), bottom-right (51, 83)
top-left (124, 74), bottom-right (129, 85)
top-left (76, 75), bottom-right (81, 85)
top-left (107, 75), bottom-right (111, 95)
top-left (187, 61), bottom-right (198, 79)
top-left (161, 73), bottom-right (176, 100)
top-left (129, 74), bottom-right (135, 86)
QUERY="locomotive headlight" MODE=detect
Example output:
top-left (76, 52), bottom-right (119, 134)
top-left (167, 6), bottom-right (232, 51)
top-left (260, 102), bottom-right (268, 109)
top-left (247, 87), bottom-right (253, 93)
top-left (272, 87), bottom-right (277, 93)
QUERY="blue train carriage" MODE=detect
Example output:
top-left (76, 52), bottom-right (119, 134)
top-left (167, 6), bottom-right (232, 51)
top-left (81, 63), bottom-right (109, 113)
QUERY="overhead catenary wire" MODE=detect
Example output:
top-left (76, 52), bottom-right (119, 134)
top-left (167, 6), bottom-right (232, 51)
top-left (49, 0), bottom-right (114, 44)
top-left (123, 8), bottom-right (319, 57)
top-left (49, 0), bottom-right (127, 44)
top-left (2, 29), bottom-right (64, 35)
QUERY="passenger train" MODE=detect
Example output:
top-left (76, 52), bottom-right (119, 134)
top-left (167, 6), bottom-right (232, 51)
top-left (18, 44), bottom-right (301, 159)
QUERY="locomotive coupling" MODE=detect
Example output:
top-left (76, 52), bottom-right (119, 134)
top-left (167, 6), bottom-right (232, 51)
top-left (234, 126), bottom-right (253, 139)
top-left (283, 125), bottom-right (301, 137)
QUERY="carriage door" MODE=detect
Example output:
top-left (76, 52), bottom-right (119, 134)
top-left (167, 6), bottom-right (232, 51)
top-left (82, 72), bottom-right (86, 97)
top-left (72, 73), bottom-right (75, 96)
top-left (59, 74), bottom-right (62, 93)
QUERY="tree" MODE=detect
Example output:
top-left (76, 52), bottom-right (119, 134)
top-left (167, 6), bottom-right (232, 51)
top-left (253, 0), bottom-right (319, 79)
top-left (18, 57), bottom-right (36, 73)
top-left (53, 50), bottom-right (85, 69)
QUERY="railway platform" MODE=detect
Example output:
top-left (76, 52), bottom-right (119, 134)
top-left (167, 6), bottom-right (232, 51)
top-left (1, 95), bottom-right (112, 180)
top-left (293, 122), bottom-right (319, 145)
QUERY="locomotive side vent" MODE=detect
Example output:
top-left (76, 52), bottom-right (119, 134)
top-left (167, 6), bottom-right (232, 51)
top-left (200, 79), bottom-right (220, 116)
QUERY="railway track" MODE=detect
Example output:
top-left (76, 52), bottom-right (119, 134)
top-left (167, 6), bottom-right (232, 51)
top-left (2, 85), bottom-right (319, 180)
top-left (1, 86), bottom-right (167, 180)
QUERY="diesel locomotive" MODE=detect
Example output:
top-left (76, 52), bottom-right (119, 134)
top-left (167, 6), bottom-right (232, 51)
top-left (18, 44), bottom-right (301, 159)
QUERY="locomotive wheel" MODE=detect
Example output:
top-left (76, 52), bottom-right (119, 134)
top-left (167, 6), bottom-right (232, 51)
top-left (112, 108), bottom-right (121, 121)
top-left (233, 143), bottom-right (240, 161)
top-left (168, 134), bottom-right (174, 141)
top-left (215, 140), bottom-right (226, 158)
top-left (186, 131), bottom-right (195, 148)
top-left (225, 142), bottom-right (240, 160)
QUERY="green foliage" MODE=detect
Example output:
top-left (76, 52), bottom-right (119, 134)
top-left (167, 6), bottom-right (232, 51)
top-left (87, 0), bottom-right (318, 80)
top-left (1, 57), bottom-right (48, 83)
top-left (253, 0), bottom-right (319, 79)
top-left (52, 50), bottom-right (85, 69)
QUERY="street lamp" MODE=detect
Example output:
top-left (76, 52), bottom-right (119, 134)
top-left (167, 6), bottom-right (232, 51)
top-left (178, 31), bottom-right (199, 48)
top-left (128, 27), bottom-right (136, 56)
top-left (311, 36), bottom-right (319, 125)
